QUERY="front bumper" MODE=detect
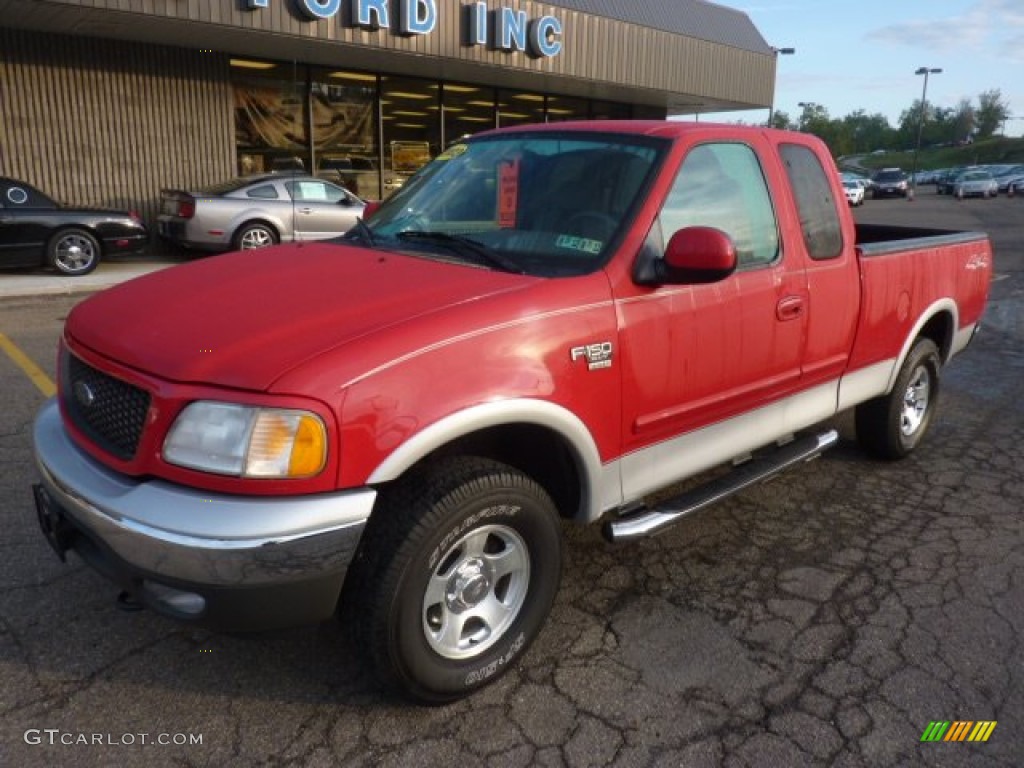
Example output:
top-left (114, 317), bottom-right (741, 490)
top-left (32, 399), bottom-right (376, 631)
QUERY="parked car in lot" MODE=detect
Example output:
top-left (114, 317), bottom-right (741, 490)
top-left (870, 168), bottom-right (909, 198)
top-left (157, 173), bottom-right (365, 252)
top-left (936, 166), bottom-right (970, 195)
top-left (950, 169), bottom-right (998, 199)
top-left (0, 176), bottom-right (147, 276)
top-left (994, 165), bottom-right (1024, 193)
top-left (842, 179), bottom-right (865, 206)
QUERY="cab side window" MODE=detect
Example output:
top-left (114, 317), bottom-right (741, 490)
top-left (779, 143), bottom-right (843, 260)
top-left (658, 143), bottom-right (779, 269)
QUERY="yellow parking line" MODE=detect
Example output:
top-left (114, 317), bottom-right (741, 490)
top-left (0, 332), bottom-right (56, 397)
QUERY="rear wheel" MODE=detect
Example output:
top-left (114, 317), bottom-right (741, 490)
top-left (232, 222), bottom-right (277, 250)
top-left (341, 457), bottom-right (563, 702)
top-left (47, 228), bottom-right (100, 275)
top-left (855, 338), bottom-right (941, 460)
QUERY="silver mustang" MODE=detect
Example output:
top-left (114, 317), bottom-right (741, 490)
top-left (157, 173), bottom-right (365, 252)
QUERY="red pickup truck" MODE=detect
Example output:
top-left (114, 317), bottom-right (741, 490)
top-left (32, 122), bottom-right (992, 702)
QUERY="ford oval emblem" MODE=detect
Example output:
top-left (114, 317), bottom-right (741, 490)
top-left (73, 380), bottom-right (97, 408)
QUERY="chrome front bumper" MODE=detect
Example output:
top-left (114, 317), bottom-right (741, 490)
top-left (32, 399), bottom-right (376, 630)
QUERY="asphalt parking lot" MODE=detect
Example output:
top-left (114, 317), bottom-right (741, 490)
top-left (1, 189), bottom-right (1022, 767)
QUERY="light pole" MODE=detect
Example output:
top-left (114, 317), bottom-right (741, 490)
top-left (911, 67), bottom-right (942, 197)
top-left (768, 47), bottom-right (795, 127)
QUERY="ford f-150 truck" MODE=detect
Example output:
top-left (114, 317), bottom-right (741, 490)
top-left (32, 122), bottom-right (992, 702)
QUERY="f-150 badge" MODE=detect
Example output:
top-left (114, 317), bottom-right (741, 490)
top-left (570, 341), bottom-right (613, 370)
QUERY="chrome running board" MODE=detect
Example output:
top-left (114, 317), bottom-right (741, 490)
top-left (603, 430), bottom-right (839, 543)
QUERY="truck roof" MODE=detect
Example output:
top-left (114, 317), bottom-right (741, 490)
top-left (472, 120), bottom-right (800, 142)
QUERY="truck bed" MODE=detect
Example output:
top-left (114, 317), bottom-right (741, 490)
top-left (855, 223), bottom-right (989, 256)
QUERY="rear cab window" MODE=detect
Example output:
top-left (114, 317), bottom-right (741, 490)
top-left (779, 143), bottom-right (843, 260)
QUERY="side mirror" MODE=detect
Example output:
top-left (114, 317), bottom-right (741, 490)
top-left (362, 200), bottom-right (383, 220)
top-left (660, 226), bottom-right (737, 284)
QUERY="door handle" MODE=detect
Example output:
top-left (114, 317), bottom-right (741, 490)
top-left (297, 207), bottom-right (313, 214)
top-left (776, 296), bottom-right (805, 321)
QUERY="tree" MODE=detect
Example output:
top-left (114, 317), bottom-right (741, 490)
top-left (768, 110), bottom-right (793, 130)
top-left (897, 101), bottom-right (954, 150)
top-left (798, 102), bottom-right (829, 132)
top-left (975, 89), bottom-right (1010, 138)
top-left (841, 110), bottom-right (895, 154)
top-left (952, 99), bottom-right (976, 143)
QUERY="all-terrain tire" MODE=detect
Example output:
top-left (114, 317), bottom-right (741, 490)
top-left (855, 338), bottom-right (941, 460)
top-left (341, 457), bottom-right (563, 702)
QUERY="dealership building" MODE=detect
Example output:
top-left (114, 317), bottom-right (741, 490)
top-left (0, 0), bottom-right (775, 220)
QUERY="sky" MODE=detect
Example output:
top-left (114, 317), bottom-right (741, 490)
top-left (693, 0), bottom-right (1024, 137)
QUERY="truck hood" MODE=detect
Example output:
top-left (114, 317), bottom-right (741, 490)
top-left (67, 243), bottom-right (537, 391)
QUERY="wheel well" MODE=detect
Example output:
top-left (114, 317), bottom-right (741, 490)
top-left (917, 311), bottom-right (954, 362)
top-left (398, 424), bottom-right (583, 521)
top-left (234, 219), bottom-right (279, 242)
top-left (50, 226), bottom-right (102, 250)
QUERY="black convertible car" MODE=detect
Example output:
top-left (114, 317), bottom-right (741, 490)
top-left (0, 177), bottom-right (148, 276)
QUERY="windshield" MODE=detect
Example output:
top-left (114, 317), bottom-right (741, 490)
top-left (359, 132), bottom-right (665, 277)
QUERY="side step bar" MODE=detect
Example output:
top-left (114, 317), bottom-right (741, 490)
top-left (603, 429), bottom-right (839, 543)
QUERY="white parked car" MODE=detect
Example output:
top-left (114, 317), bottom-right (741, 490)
top-left (951, 170), bottom-right (998, 200)
top-left (842, 179), bottom-right (865, 207)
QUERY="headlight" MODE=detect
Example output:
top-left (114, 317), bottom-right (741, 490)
top-left (163, 402), bottom-right (327, 478)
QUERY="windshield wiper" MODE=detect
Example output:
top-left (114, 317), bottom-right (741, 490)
top-left (396, 231), bottom-right (524, 274)
top-left (343, 217), bottom-right (377, 247)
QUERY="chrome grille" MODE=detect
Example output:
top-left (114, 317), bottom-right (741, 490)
top-left (61, 351), bottom-right (150, 461)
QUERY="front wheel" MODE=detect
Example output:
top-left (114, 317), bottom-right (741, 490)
top-left (341, 457), bottom-right (563, 702)
top-left (48, 228), bottom-right (100, 275)
top-left (855, 338), bottom-right (941, 460)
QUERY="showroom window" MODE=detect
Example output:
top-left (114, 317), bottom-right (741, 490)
top-left (438, 83), bottom-right (496, 147)
top-left (381, 75), bottom-right (439, 194)
top-left (231, 58), bottom-right (646, 197)
top-left (232, 58), bottom-right (309, 175)
top-left (545, 95), bottom-right (588, 122)
top-left (497, 90), bottom-right (545, 127)
top-left (310, 69), bottom-right (380, 199)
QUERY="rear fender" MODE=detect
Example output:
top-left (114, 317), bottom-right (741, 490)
top-left (885, 299), bottom-right (958, 392)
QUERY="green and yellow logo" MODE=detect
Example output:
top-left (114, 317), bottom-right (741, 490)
top-left (920, 721), bottom-right (997, 742)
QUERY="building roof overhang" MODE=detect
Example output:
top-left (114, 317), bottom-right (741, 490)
top-left (0, 0), bottom-right (775, 115)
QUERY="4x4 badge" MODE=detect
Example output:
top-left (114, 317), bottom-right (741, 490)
top-left (570, 341), bottom-right (613, 371)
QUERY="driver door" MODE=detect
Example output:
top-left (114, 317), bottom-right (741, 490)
top-left (286, 179), bottom-right (362, 241)
top-left (616, 140), bottom-right (809, 495)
